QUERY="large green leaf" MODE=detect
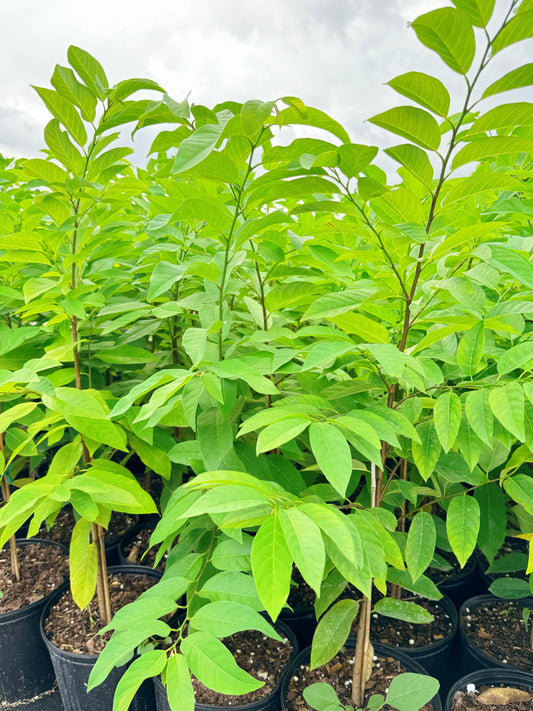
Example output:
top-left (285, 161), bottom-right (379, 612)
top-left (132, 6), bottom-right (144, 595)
top-left (410, 8), bottom-right (476, 74)
top-left (368, 106), bottom-right (441, 151)
top-left (43, 119), bottom-right (85, 174)
top-left (412, 421), bottom-right (441, 481)
top-left (474, 483), bottom-right (507, 564)
top-left (433, 391), bottom-right (461, 453)
top-left (240, 100), bottom-right (275, 137)
top-left (189, 601), bottom-right (281, 640)
top-left (387, 71), bottom-right (450, 117)
top-left (385, 144), bottom-right (433, 187)
top-left (69, 517), bottom-right (97, 610)
top-left (456, 322), bottom-right (484, 378)
top-left (406, 512), bottom-right (436, 583)
top-left (489, 383), bottom-right (525, 441)
top-left (451, 0), bottom-right (495, 26)
top-left (256, 418), bottom-right (310, 454)
top-left (197, 408), bottom-right (234, 470)
top-left (446, 493), bottom-right (480, 568)
top-left (497, 341), bottom-right (533, 375)
top-left (32, 86), bottom-right (87, 146)
top-left (166, 654), bottom-right (195, 711)
top-left (309, 422), bottom-right (352, 497)
top-left (181, 631), bottom-right (263, 695)
top-left (279, 508), bottom-right (325, 594)
top-left (504, 474), bottom-right (533, 517)
top-left (452, 136), bottom-right (533, 169)
top-left (492, 10), bottom-right (533, 54)
top-left (374, 598), bottom-right (434, 623)
top-left (172, 111), bottom-right (233, 173)
top-left (310, 599), bottom-right (359, 669)
top-left (469, 102), bottom-right (533, 135)
top-left (482, 64), bottom-right (533, 99)
top-left (464, 389), bottom-right (493, 446)
top-left (199, 571), bottom-right (263, 610)
top-left (489, 244), bottom-right (533, 290)
top-left (112, 651), bottom-right (167, 711)
top-left (68, 45), bottom-right (108, 99)
top-left (51, 65), bottom-right (97, 121)
top-left (386, 673), bottom-right (440, 711)
top-left (251, 514), bottom-right (292, 620)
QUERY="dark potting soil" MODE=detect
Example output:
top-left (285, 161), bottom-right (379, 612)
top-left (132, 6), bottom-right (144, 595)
top-left (288, 569), bottom-right (315, 609)
top-left (123, 527), bottom-right (165, 570)
top-left (0, 542), bottom-right (68, 613)
top-left (285, 648), bottom-right (435, 711)
top-left (38, 509), bottom-right (135, 547)
top-left (369, 598), bottom-right (453, 648)
top-left (451, 685), bottom-right (533, 710)
top-left (428, 549), bottom-right (463, 584)
top-left (192, 629), bottom-right (294, 706)
top-left (44, 572), bottom-right (157, 654)
top-left (461, 600), bottom-right (533, 669)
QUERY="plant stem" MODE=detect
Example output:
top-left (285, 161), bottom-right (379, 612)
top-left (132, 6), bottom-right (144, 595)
top-left (0, 432), bottom-right (20, 582)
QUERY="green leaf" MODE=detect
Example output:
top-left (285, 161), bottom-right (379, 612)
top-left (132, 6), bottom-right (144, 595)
top-left (368, 106), bottom-right (441, 151)
top-left (256, 418), bottom-right (310, 454)
top-left (309, 422), bottom-right (352, 497)
top-left (182, 328), bottom-right (207, 367)
top-left (199, 571), bottom-right (263, 610)
top-left (406, 512), bottom-right (436, 583)
top-left (492, 10), bottom-right (533, 54)
top-left (69, 518), bottom-right (97, 610)
top-left (112, 78), bottom-right (165, 101)
top-left (456, 322), bottom-right (484, 378)
top-left (433, 391), bottom-right (461, 452)
top-left (482, 64), bottom-right (533, 99)
top-left (329, 312), bottom-right (389, 343)
top-left (23, 158), bottom-right (69, 184)
top-left (489, 577), bottom-right (531, 599)
top-left (374, 598), bottom-right (434, 624)
top-left (489, 244), bottom-right (533, 291)
top-left (268, 105), bottom-right (350, 143)
top-left (190, 601), bottom-right (281, 640)
top-left (43, 119), bottom-right (85, 174)
top-left (181, 631), bottom-right (263, 695)
top-left (240, 100), bottom-right (275, 137)
top-left (451, 0), bottom-right (495, 26)
top-left (172, 111), bottom-right (232, 174)
top-left (166, 654), bottom-right (195, 711)
top-left (410, 7), bottom-right (476, 74)
top-left (386, 673), bottom-right (440, 711)
top-left (300, 502), bottom-right (357, 566)
top-left (504, 474), bottom-right (533, 517)
top-left (112, 650), bottom-right (167, 711)
top-left (251, 514), bottom-right (292, 620)
top-left (51, 65), bottom-right (97, 121)
top-left (310, 599), bottom-right (359, 669)
top-left (465, 390), bottom-right (493, 446)
top-left (67, 45), bottom-right (108, 99)
top-left (197, 408), bottom-right (234, 470)
top-left (279, 508), bottom-right (325, 595)
top-left (303, 683), bottom-right (342, 711)
top-left (474, 483), bottom-right (507, 564)
top-left (453, 136), bottom-right (533, 169)
top-left (497, 341), bottom-right (533, 375)
top-left (470, 102), bottom-right (533, 135)
top-left (387, 71), bottom-right (450, 117)
top-left (385, 144), bottom-right (433, 186)
top-left (489, 383), bottom-right (525, 441)
top-left (412, 421), bottom-right (441, 481)
top-left (98, 346), bottom-right (158, 365)
top-left (184, 485), bottom-right (269, 517)
top-left (0, 402), bottom-right (38, 433)
top-left (447, 493), bottom-right (480, 568)
top-left (32, 86), bottom-right (87, 147)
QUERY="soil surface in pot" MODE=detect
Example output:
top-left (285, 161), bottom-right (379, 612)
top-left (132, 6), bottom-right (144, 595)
top-left (428, 549), bottom-right (464, 584)
top-left (0, 542), bottom-right (68, 612)
top-left (38, 509), bottom-right (135, 547)
top-left (450, 684), bottom-right (533, 710)
top-left (44, 572), bottom-right (157, 654)
top-left (123, 526), bottom-right (165, 570)
top-left (192, 628), bottom-right (294, 706)
top-left (369, 597), bottom-right (454, 648)
top-left (288, 569), bottom-right (315, 609)
top-left (462, 599), bottom-right (533, 669)
top-left (285, 648), bottom-right (435, 710)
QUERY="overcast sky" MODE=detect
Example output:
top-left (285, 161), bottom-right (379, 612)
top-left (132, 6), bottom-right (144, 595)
top-left (1, 0), bottom-right (531, 164)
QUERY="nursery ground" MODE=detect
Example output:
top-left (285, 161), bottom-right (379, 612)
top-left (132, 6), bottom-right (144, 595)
top-left (0, 686), bottom-right (63, 710)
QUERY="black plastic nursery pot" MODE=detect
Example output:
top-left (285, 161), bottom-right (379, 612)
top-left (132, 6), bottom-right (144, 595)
top-left (367, 594), bottom-right (458, 700)
top-left (154, 619), bottom-right (298, 711)
top-left (436, 555), bottom-right (481, 609)
top-left (458, 594), bottom-right (533, 675)
top-left (40, 565), bottom-right (162, 711)
top-left (280, 641), bottom-right (443, 711)
top-left (445, 668), bottom-right (533, 710)
top-left (0, 538), bottom-right (68, 704)
top-left (474, 538), bottom-right (531, 597)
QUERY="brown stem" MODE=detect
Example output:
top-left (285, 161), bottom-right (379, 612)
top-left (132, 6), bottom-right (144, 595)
top-left (0, 470), bottom-right (20, 582)
top-left (352, 596), bottom-right (372, 706)
top-left (92, 523), bottom-right (112, 624)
